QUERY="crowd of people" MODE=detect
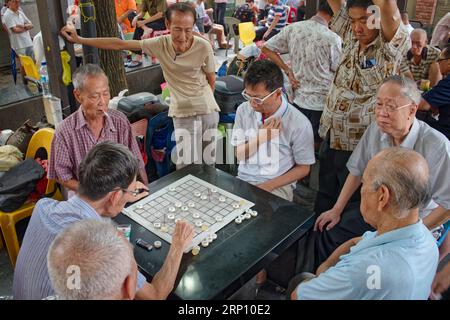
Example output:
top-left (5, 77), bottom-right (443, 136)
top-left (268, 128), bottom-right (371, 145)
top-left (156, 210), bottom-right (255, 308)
top-left (2, 0), bottom-right (450, 301)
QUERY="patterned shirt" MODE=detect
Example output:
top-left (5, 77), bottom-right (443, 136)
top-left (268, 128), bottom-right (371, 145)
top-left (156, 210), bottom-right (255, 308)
top-left (266, 3), bottom-right (287, 31)
top-left (319, 6), bottom-right (410, 151)
top-left (264, 15), bottom-right (342, 111)
top-left (400, 45), bottom-right (441, 82)
top-left (13, 196), bottom-right (146, 299)
top-left (48, 108), bottom-right (146, 184)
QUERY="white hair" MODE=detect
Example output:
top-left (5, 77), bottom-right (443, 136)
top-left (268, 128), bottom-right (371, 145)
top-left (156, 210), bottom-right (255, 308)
top-left (47, 219), bottom-right (134, 300)
top-left (382, 75), bottom-right (422, 105)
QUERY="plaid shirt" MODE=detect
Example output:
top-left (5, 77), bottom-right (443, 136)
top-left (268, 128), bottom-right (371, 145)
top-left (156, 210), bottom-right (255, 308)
top-left (48, 108), bottom-right (147, 184)
top-left (400, 45), bottom-right (441, 82)
top-left (319, 6), bottom-right (410, 151)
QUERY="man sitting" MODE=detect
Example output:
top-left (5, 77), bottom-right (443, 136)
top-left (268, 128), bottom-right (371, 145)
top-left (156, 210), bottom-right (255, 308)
top-left (47, 219), bottom-right (188, 300)
top-left (14, 142), bottom-right (194, 300)
top-left (254, 0), bottom-right (288, 41)
top-left (231, 60), bottom-right (315, 201)
top-left (401, 28), bottom-right (442, 88)
top-left (291, 147), bottom-right (439, 300)
top-left (48, 64), bottom-right (148, 195)
top-left (314, 76), bottom-right (450, 266)
top-left (419, 45), bottom-right (450, 140)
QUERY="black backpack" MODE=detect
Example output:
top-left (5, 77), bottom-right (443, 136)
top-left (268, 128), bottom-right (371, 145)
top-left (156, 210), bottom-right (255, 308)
top-left (0, 158), bottom-right (45, 212)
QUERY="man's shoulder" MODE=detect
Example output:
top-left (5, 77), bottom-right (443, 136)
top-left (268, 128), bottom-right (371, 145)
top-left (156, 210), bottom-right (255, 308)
top-left (427, 45), bottom-right (441, 59)
top-left (55, 112), bottom-right (79, 136)
top-left (416, 120), bottom-right (450, 152)
top-left (286, 103), bottom-right (311, 127)
top-left (194, 36), bottom-right (214, 51)
top-left (108, 108), bottom-right (130, 123)
top-left (235, 101), bottom-right (252, 117)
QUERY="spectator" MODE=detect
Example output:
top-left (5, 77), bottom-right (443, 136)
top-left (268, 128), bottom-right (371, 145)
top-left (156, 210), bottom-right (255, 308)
top-left (2, 0), bottom-right (33, 58)
top-left (401, 28), bottom-right (442, 87)
top-left (262, 0), bottom-right (342, 148)
top-left (213, 0), bottom-right (227, 32)
top-left (131, 0), bottom-right (167, 41)
top-left (255, 0), bottom-right (288, 41)
top-left (115, 0), bottom-right (138, 34)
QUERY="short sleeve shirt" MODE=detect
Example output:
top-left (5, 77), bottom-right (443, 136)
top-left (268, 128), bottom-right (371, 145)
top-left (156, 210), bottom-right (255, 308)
top-left (400, 45), bottom-right (441, 81)
top-left (319, 6), bottom-right (410, 151)
top-left (140, 35), bottom-right (220, 117)
top-left (2, 8), bottom-right (33, 51)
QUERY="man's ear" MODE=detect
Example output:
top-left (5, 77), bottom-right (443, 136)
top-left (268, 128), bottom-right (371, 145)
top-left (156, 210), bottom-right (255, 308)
top-left (377, 185), bottom-right (390, 212)
top-left (73, 88), bottom-right (82, 104)
top-left (122, 274), bottom-right (136, 300)
top-left (165, 18), bottom-right (170, 30)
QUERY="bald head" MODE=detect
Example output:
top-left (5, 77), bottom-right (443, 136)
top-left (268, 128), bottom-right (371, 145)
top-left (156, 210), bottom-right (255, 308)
top-left (366, 147), bottom-right (430, 218)
top-left (411, 28), bottom-right (428, 43)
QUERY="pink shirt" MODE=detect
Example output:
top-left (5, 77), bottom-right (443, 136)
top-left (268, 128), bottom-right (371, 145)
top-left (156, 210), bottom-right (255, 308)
top-left (48, 108), bottom-right (147, 184)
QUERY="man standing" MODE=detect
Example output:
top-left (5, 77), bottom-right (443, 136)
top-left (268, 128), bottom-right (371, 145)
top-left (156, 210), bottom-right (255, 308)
top-left (315, 0), bottom-right (410, 215)
top-left (2, 0), bottom-right (33, 57)
top-left (262, 0), bottom-right (341, 148)
top-left (61, 3), bottom-right (220, 168)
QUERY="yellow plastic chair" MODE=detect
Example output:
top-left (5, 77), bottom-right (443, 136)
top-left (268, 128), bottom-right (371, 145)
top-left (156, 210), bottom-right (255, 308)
top-left (238, 22), bottom-right (256, 47)
top-left (0, 128), bottom-right (62, 267)
top-left (18, 54), bottom-right (40, 81)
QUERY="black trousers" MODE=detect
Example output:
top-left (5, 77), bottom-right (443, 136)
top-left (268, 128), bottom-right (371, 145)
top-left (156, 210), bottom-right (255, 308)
top-left (254, 27), bottom-right (279, 41)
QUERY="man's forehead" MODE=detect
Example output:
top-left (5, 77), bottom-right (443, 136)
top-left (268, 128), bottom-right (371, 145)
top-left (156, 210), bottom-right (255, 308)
top-left (348, 8), bottom-right (372, 20)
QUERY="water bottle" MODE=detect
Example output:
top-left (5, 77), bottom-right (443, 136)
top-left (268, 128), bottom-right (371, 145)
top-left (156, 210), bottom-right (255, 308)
top-left (39, 61), bottom-right (51, 98)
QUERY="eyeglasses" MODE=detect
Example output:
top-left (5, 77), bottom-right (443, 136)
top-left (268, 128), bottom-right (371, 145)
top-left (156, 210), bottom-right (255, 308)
top-left (375, 99), bottom-right (413, 114)
top-left (115, 188), bottom-right (147, 197)
top-left (241, 88), bottom-right (280, 105)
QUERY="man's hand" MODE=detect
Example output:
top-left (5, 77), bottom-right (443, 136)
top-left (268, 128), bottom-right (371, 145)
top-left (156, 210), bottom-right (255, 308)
top-left (171, 221), bottom-right (195, 252)
top-left (257, 181), bottom-right (275, 193)
top-left (431, 263), bottom-right (450, 298)
top-left (259, 117), bottom-right (282, 142)
top-left (314, 207), bottom-right (343, 232)
top-left (137, 20), bottom-right (146, 28)
top-left (61, 24), bottom-right (80, 43)
top-left (132, 16), bottom-right (139, 28)
top-left (24, 23), bottom-right (33, 30)
top-left (286, 69), bottom-right (300, 90)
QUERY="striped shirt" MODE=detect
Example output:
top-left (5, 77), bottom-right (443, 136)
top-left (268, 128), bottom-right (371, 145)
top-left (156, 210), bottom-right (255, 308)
top-left (400, 45), bottom-right (441, 82)
top-left (12, 196), bottom-right (146, 300)
top-left (266, 4), bottom-right (287, 31)
top-left (48, 107), bottom-right (147, 184)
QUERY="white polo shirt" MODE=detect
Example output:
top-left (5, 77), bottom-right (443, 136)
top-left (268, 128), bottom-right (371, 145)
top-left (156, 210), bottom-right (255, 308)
top-left (2, 8), bottom-right (33, 51)
top-left (231, 96), bottom-right (315, 185)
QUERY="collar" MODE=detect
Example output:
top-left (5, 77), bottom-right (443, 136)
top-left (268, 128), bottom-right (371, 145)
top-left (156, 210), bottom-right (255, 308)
top-left (253, 95), bottom-right (289, 125)
top-left (310, 15), bottom-right (328, 27)
top-left (75, 107), bottom-right (116, 133)
top-left (380, 118), bottom-right (420, 148)
top-left (349, 220), bottom-right (424, 255)
top-left (68, 195), bottom-right (101, 220)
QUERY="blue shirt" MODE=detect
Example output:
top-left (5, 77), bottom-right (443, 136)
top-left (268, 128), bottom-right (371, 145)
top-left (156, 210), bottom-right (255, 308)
top-left (423, 74), bottom-right (450, 139)
top-left (13, 196), bottom-right (146, 300)
top-left (296, 221), bottom-right (438, 300)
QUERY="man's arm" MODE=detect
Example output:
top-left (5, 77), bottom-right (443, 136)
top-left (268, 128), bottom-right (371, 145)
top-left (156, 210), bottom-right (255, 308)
top-left (327, 0), bottom-right (345, 15)
top-left (135, 221), bottom-right (194, 300)
top-left (261, 46), bottom-right (299, 89)
top-left (257, 164), bottom-right (310, 192)
top-left (58, 179), bottom-right (79, 192)
top-left (117, 9), bottom-right (135, 24)
top-left (264, 15), bottom-right (280, 39)
top-left (205, 72), bottom-right (215, 91)
top-left (403, 70), bottom-right (414, 81)
top-left (423, 206), bottom-right (450, 230)
top-left (11, 25), bottom-right (26, 33)
top-left (429, 62), bottom-right (443, 87)
top-left (316, 236), bottom-right (362, 276)
top-left (61, 24), bottom-right (141, 52)
top-left (314, 174), bottom-right (362, 231)
top-left (372, 0), bottom-right (401, 42)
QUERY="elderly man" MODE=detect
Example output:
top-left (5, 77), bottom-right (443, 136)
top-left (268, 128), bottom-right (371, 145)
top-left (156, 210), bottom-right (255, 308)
top-left (419, 45), bottom-right (450, 140)
top-left (61, 2), bottom-right (219, 169)
top-left (401, 28), bottom-right (442, 88)
top-left (14, 142), bottom-right (194, 300)
top-left (315, 0), bottom-right (410, 216)
top-left (314, 76), bottom-right (450, 266)
top-left (262, 0), bottom-right (341, 148)
top-left (48, 64), bottom-right (148, 194)
top-left (231, 60), bottom-right (315, 201)
top-left (48, 219), bottom-right (166, 300)
top-left (290, 148), bottom-right (438, 300)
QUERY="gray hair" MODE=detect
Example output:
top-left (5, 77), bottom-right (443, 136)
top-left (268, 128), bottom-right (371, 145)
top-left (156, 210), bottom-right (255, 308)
top-left (382, 75), bottom-right (422, 105)
top-left (47, 219), bottom-right (134, 300)
top-left (410, 28), bottom-right (428, 40)
top-left (369, 147), bottom-right (431, 218)
top-left (72, 64), bottom-right (107, 91)
top-left (77, 141), bottom-right (139, 201)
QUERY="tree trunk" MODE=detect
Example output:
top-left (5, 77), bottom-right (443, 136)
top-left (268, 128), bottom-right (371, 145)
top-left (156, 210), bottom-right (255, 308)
top-left (92, 0), bottom-right (128, 97)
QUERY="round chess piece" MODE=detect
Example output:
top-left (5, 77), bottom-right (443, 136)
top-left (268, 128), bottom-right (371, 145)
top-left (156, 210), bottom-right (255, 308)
top-left (192, 246), bottom-right (201, 255)
top-left (154, 241), bottom-right (162, 249)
